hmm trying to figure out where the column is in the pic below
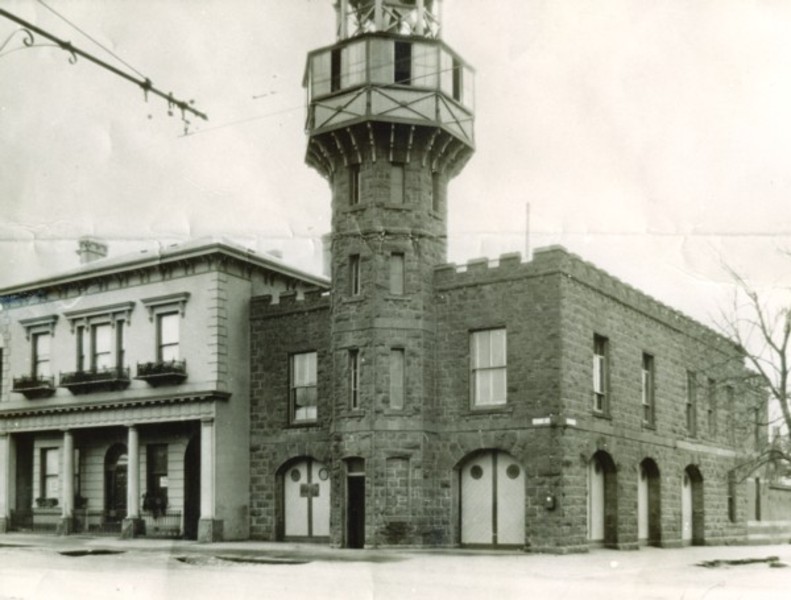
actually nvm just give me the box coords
[0,433,9,533]
[198,418,221,541]
[122,425,144,538]
[59,430,74,535]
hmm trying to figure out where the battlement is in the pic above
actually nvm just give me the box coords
[250,287,331,319]
[434,245,739,352]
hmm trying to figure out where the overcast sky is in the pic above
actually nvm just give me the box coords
[2,0,791,329]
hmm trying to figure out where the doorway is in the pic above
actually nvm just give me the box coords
[104,444,128,524]
[345,458,365,548]
[183,436,200,540]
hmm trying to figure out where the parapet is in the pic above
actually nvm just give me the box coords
[251,287,331,319]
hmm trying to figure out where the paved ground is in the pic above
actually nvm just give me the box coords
[0,534,789,599]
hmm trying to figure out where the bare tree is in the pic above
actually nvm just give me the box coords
[717,268,790,478]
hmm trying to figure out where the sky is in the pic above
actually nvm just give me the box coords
[2,0,791,332]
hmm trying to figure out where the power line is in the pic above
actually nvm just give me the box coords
[0,8,208,123]
[35,0,146,79]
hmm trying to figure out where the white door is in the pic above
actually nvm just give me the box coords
[588,458,605,542]
[284,458,330,539]
[637,465,649,542]
[461,451,525,546]
[681,472,693,543]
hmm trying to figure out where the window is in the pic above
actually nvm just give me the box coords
[593,335,608,413]
[389,252,405,295]
[76,322,125,372]
[686,371,697,436]
[32,332,51,378]
[349,349,360,409]
[146,444,168,509]
[330,47,342,92]
[349,254,361,296]
[708,378,717,437]
[641,353,655,426]
[431,172,441,213]
[471,328,507,407]
[452,57,462,101]
[41,447,59,500]
[290,352,318,423]
[390,163,405,204]
[726,385,735,444]
[157,313,179,362]
[389,349,405,410]
[349,164,361,205]
[92,323,112,370]
[727,471,737,523]
[394,41,412,84]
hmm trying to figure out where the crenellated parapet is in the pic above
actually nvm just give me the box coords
[435,245,739,352]
[250,288,331,320]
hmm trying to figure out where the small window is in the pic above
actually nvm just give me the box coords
[389,252,405,295]
[471,328,507,407]
[686,371,697,436]
[641,353,655,426]
[41,447,59,500]
[593,335,609,413]
[708,378,717,437]
[349,254,361,296]
[349,349,360,409]
[452,57,462,101]
[431,172,441,213]
[92,323,112,370]
[331,47,342,92]
[389,349,405,410]
[157,313,180,362]
[32,332,51,379]
[390,163,405,204]
[290,352,318,423]
[349,164,361,205]
[726,385,735,444]
[394,41,412,85]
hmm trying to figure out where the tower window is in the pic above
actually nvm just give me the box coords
[389,252,405,295]
[389,348,405,410]
[331,48,342,92]
[593,335,609,414]
[394,41,412,85]
[470,328,507,407]
[290,352,318,423]
[349,254,361,296]
[686,371,697,436]
[452,57,462,101]
[349,164,361,205]
[349,349,360,410]
[390,163,405,204]
[641,353,655,427]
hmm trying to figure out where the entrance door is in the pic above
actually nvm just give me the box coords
[183,436,200,540]
[346,458,365,548]
[283,458,330,540]
[104,444,128,522]
[638,464,649,542]
[588,457,605,542]
[681,472,693,543]
[460,451,525,546]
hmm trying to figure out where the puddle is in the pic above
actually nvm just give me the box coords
[176,555,309,566]
[697,556,787,569]
[59,549,126,557]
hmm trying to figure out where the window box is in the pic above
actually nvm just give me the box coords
[12,375,56,399]
[59,366,131,394]
[135,360,187,387]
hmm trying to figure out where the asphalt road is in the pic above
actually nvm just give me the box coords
[0,537,788,600]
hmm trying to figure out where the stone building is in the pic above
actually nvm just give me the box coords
[248,0,764,551]
[0,238,326,541]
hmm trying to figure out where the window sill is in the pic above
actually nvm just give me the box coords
[592,410,612,420]
[642,421,656,431]
[465,404,512,416]
[288,421,320,429]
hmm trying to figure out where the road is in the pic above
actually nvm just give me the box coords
[0,538,788,599]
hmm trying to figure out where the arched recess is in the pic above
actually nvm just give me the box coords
[278,457,331,542]
[458,450,525,547]
[682,465,704,545]
[587,451,617,546]
[637,458,662,546]
[104,444,128,523]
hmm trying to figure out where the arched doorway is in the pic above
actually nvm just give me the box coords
[104,444,128,525]
[183,436,200,540]
[459,450,525,547]
[638,458,661,546]
[682,465,704,545]
[280,457,330,541]
[345,457,365,548]
[588,451,617,545]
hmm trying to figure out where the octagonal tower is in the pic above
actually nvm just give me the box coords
[304,0,474,548]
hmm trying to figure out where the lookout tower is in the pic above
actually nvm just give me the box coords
[303,0,475,548]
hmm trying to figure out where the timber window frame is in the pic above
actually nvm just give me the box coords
[290,351,318,424]
[470,328,507,408]
[686,371,698,437]
[641,353,655,427]
[593,335,609,415]
[349,349,360,410]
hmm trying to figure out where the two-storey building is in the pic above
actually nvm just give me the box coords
[0,237,327,541]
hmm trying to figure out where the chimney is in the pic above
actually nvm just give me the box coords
[77,236,108,264]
